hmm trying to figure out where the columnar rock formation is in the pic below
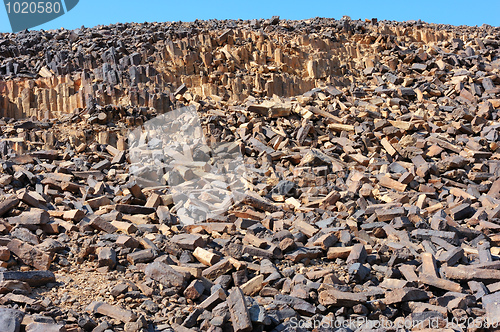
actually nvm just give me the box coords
[1,17,492,119]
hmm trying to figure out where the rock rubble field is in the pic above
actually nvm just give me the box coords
[0,16,500,332]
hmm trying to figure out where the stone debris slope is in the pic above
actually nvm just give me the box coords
[0,16,499,332]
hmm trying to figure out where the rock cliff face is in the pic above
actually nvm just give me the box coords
[0,17,490,119]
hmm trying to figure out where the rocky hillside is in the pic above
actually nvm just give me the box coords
[0,17,498,119]
[0,17,500,332]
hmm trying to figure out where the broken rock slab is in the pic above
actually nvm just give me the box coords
[0,307,25,332]
[86,301,137,323]
[0,270,55,287]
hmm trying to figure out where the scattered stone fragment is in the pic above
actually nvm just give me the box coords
[7,239,53,270]
[0,271,55,287]
[97,247,117,269]
[86,301,137,323]
[227,287,253,332]
[144,261,189,289]
[0,308,25,332]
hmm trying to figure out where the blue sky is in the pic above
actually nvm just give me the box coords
[1,0,499,33]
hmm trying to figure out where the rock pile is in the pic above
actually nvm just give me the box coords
[0,16,500,332]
